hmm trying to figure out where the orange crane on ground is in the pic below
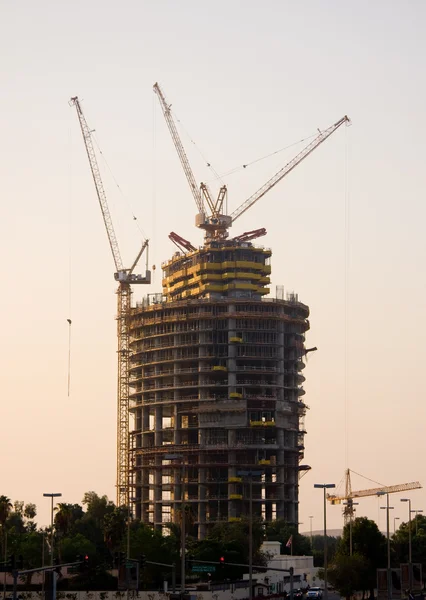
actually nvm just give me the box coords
[70,96,151,507]
[327,468,422,525]
[153,82,351,243]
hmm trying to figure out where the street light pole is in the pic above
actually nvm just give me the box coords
[237,469,262,600]
[43,493,62,566]
[309,516,313,551]
[165,454,186,598]
[378,492,391,600]
[394,517,400,534]
[401,498,412,590]
[314,483,335,600]
[43,492,62,600]
[411,509,423,535]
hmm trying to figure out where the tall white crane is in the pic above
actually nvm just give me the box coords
[70,96,151,507]
[154,82,350,241]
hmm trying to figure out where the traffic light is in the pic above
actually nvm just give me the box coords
[219,556,225,568]
[76,554,89,573]
[7,555,15,571]
[139,554,146,570]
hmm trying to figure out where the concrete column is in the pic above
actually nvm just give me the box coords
[154,405,163,446]
[173,404,181,445]
[198,458,206,539]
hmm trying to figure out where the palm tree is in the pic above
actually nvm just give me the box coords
[0,496,12,528]
[54,503,83,537]
[0,496,12,558]
[103,507,126,550]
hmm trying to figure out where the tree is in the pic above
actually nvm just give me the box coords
[0,496,12,527]
[311,534,340,567]
[322,552,369,600]
[393,515,426,581]
[54,503,84,537]
[339,517,386,598]
[24,503,37,520]
[103,507,126,550]
[82,492,114,527]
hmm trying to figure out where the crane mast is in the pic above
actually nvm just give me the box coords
[70,96,124,274]
[153,83,232,239]
[70,96,151,507]
[153,83,206,219]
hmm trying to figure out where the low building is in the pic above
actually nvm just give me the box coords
[243,541,321,593]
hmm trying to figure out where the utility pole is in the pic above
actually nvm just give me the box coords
[378,492,391,600]
[237,469,262,600]
[43,492,62,600]
[165,454,186,598]
[314,483,335,600]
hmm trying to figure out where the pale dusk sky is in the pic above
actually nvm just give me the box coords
[1,0,425,531]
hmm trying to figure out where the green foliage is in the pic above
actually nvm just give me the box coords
[0,495,13,527]
[55,503,84,537]
[310,534,340,567]
[59,533,97,562]
[393,515,426,581]
[338,517,387,595]
[326,552,369,600]
[4,492,390,594]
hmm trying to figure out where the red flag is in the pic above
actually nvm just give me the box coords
[286,535,293,548]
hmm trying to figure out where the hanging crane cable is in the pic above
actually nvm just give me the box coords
[91,133,148,241]
[67,319,72,397]
[67,114,73,398]
[205,132,318,183]
[171,107,225,185]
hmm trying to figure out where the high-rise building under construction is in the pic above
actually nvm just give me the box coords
[125,85,349,539]
[128,238,310,539]
[70,88,349,519]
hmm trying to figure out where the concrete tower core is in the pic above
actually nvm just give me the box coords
[128,238,310,539]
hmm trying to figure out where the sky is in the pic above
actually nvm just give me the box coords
[1,0,426,533]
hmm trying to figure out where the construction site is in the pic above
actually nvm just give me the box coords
[71,87,351,539]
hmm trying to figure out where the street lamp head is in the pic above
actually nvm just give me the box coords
[43,493,62,498]
[401,498,410,503]
[314,483,336,489]
[376,491,386,497]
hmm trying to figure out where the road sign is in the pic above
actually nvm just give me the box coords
[191,565,215,573]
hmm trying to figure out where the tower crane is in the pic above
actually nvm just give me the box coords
[153,81,350,241]
[70,96,151,507]
[327,468,422,525]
